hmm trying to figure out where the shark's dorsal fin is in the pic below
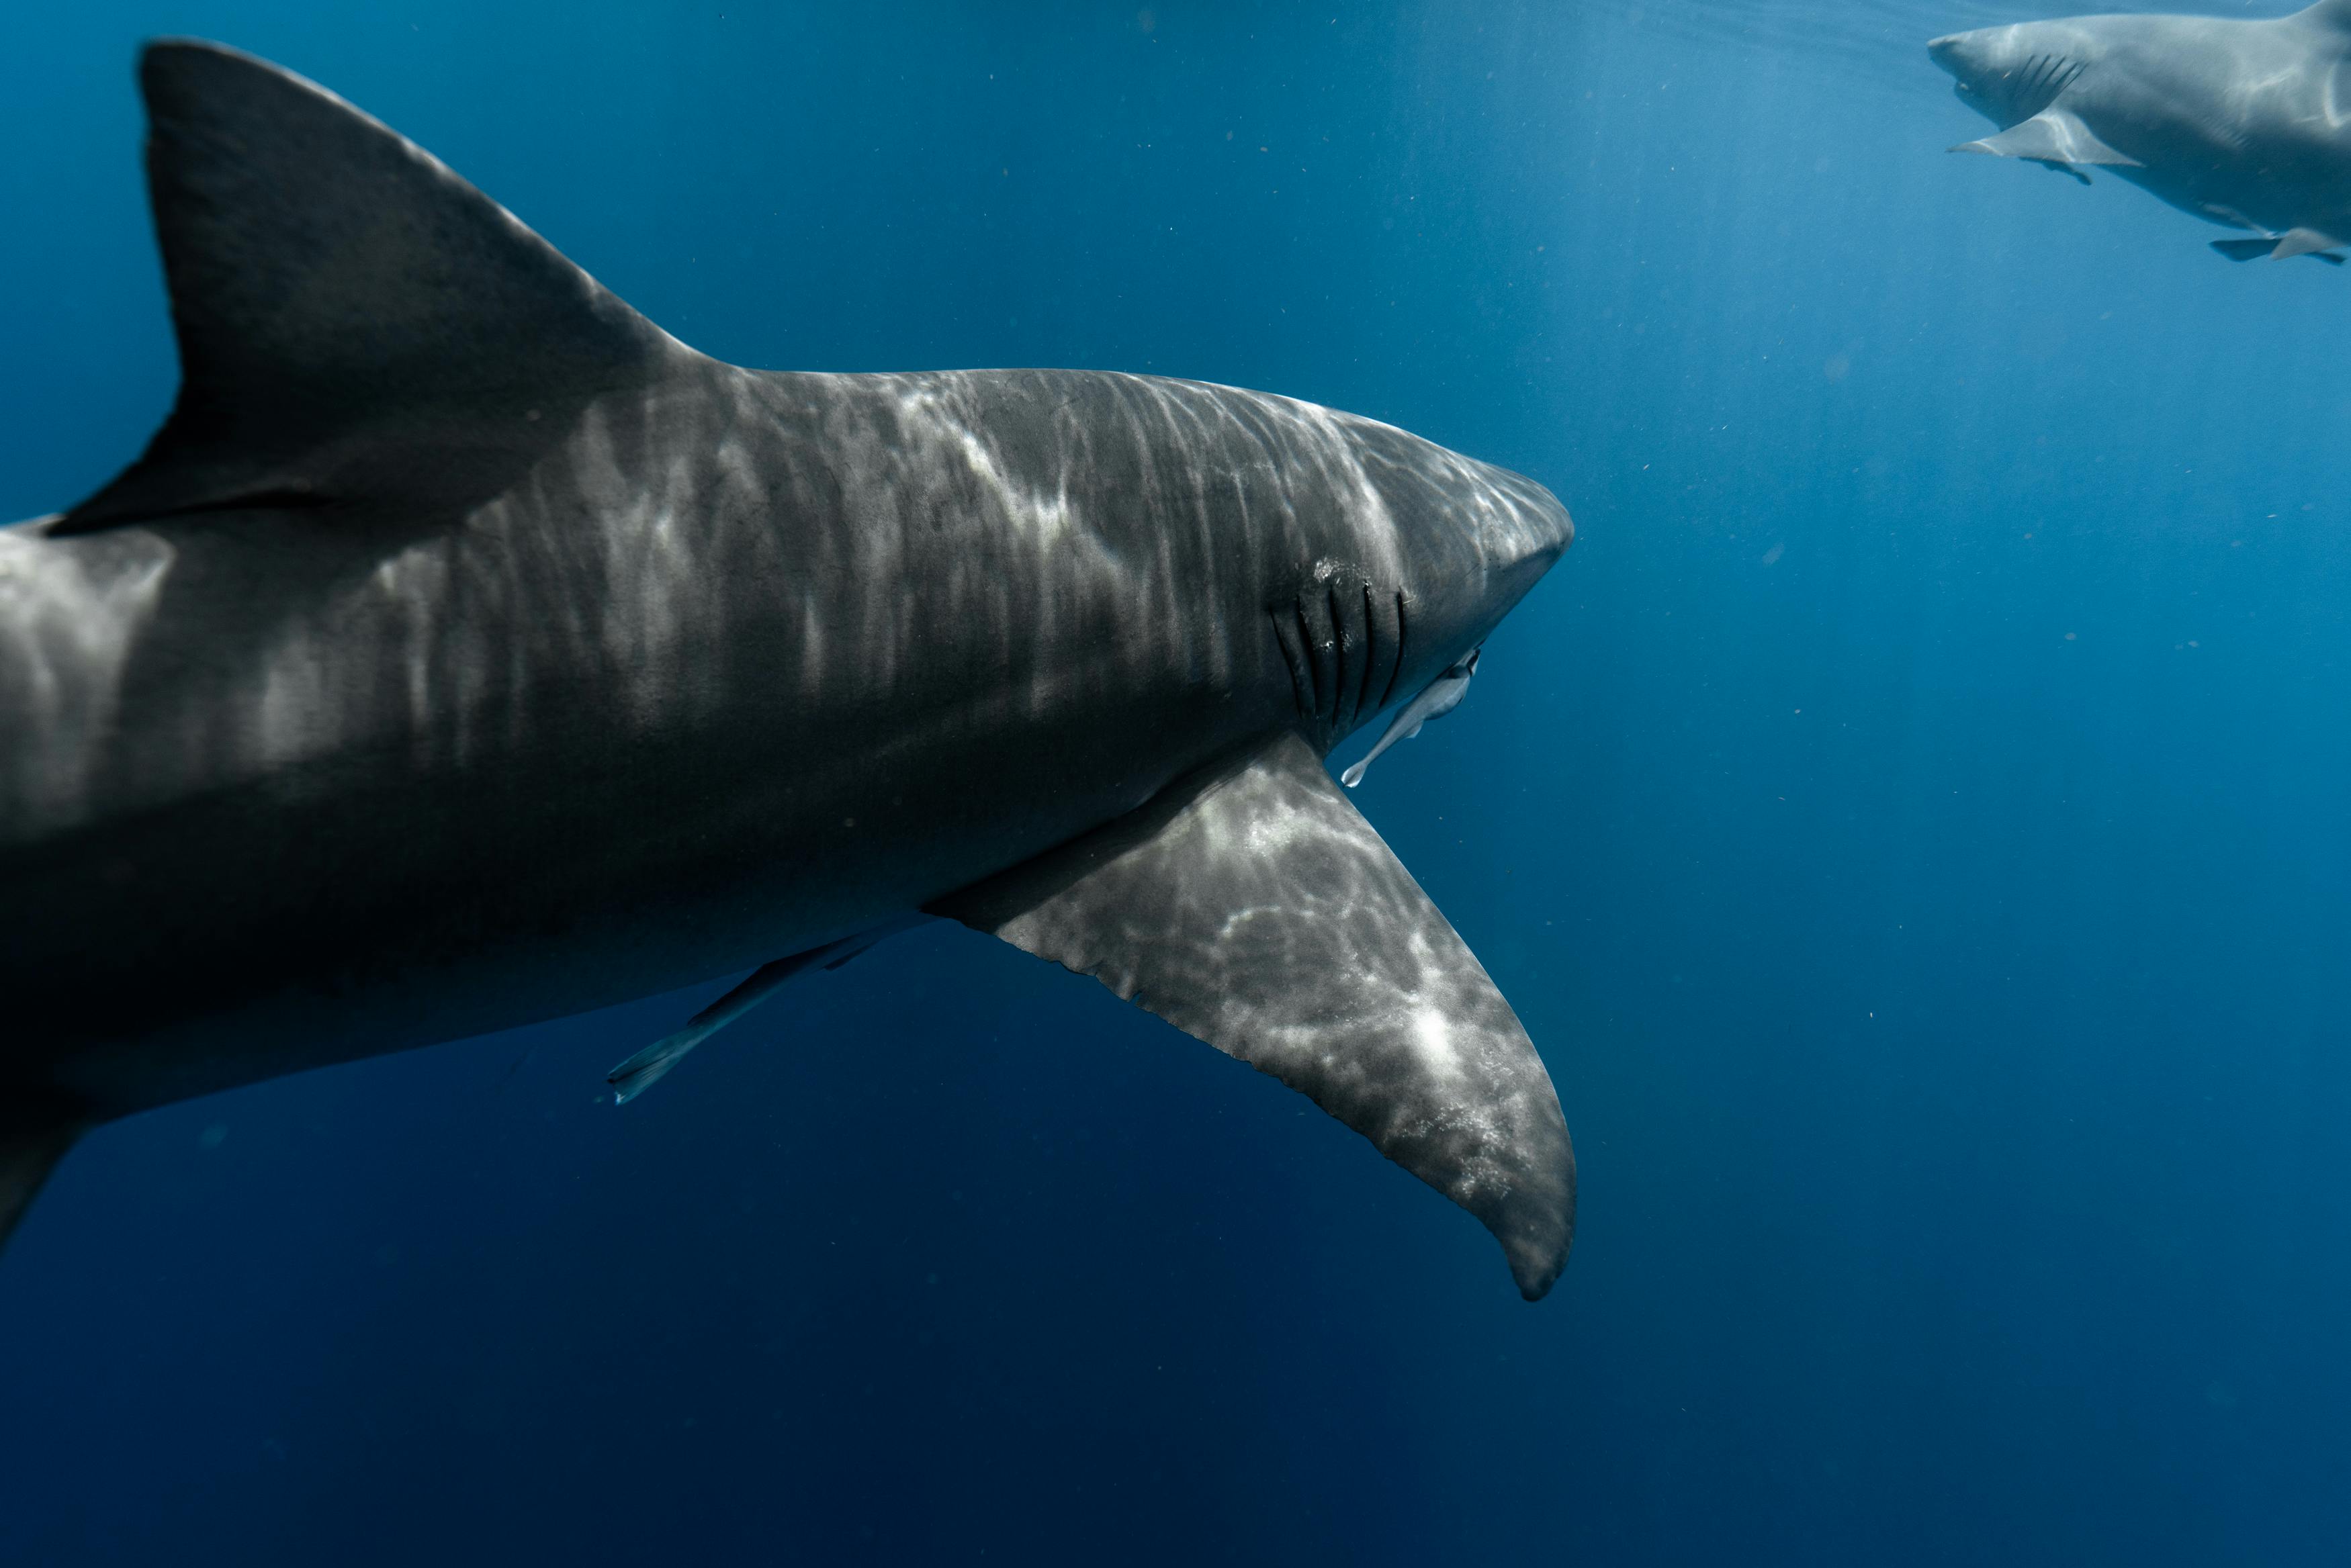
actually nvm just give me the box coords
[58,40,684,535]
[1952,107,2141,169]
[930,731,1575,1299]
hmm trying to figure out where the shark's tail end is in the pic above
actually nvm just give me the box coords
[56,40,684,537]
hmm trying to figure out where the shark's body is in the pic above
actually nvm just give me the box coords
[1931,0,2351,263]
[0,44,1577,1295]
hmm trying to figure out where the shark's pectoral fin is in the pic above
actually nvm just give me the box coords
[56,41,678,535]
[929,732,1574,1299]
[1,1097,87,1255]
[1952,107,2139,169]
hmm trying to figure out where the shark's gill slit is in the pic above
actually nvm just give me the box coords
[2007,52,2082,120]
[1382,590,1411,710]
[1269,607,1313,722]
[1326,580,1352,731]
[1356,581,1381,723]
[1295,598,1330,722]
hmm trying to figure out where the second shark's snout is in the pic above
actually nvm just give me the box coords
[1927,30,2009,120]
[1926,35,1981,104]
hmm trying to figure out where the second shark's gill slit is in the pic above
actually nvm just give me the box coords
[1357,582,1381,723]
[2007,52,2083,119]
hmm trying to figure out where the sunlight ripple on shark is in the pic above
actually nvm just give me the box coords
[1931,0,2351,264]
[0,43,1577,1297]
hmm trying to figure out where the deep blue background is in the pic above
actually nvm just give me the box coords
[3,2,2346,1562]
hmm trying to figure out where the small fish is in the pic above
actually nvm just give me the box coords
[1341,648,1481,788]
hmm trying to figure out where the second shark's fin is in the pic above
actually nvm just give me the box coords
[2211,237,2285,262]
[2271,227,2348,263]
[2209,230,2348,265]
[607,921,915,1105]
[1,1099,87,1256]
[930,732,1574,1300]
[1952,107,2139,169]
[58,40,683,535]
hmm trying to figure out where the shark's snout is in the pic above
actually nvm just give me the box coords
[1926,32,1980,87]
[1925,27,2026,125]
[1470,461,1573,592]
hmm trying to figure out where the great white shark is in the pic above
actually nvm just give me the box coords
[1931,0,2351,263]
[0,44,1577,1296]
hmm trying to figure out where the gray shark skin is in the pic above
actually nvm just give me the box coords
[0,43,1577,1296]
[1930,0,2351,263]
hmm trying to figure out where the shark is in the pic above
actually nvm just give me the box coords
[1930,0,2351,264]
[0,42,1578,1297]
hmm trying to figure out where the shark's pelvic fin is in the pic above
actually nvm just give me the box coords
[1,1099,86,1253]
[2271,227,2348,261]
[607,922,915,1105]
[58,40,683,535]
[930,731,1574,1299]
[2209,230,2347,265]
[1952,107,2140,169]
[2211,237,2285,262]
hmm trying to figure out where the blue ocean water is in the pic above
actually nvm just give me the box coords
[3,1,2346,1561]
